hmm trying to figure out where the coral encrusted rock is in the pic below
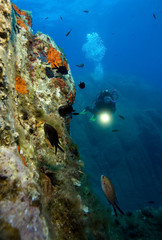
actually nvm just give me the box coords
[0,1,87,239]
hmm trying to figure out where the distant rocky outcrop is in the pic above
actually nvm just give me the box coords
[72,74,162,211]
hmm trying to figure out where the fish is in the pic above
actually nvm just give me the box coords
[45,17,48,20]
[153,13,156,19]
[56,66,68,74]
[78,82,85,89]
[53,66,68,75]
[0,174,8,180]
[60,16,63,20]
[101,175,124,216]
[83,10,89,13]
[76,63,84,68]
[118,114,125,120]
[44,123,64,154]
[45,67,54,78]
[112,129,119,132]
[72,113,80,115]
[58,104,79,118]
[148,201,154,204]
[66,29,72,37]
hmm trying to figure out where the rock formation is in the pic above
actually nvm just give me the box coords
[0,1,92,239]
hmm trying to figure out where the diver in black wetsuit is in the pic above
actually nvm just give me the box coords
[84,89,119,119]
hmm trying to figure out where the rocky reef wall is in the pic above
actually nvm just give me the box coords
[1,1,117,239]
[0,1,90,239]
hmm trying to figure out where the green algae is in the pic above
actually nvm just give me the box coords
[0,177,20,202]
[112,207,162,240]
[0,219,20,240]
[39,146,112,239]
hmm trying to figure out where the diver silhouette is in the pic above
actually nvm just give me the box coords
[83,89,119,121]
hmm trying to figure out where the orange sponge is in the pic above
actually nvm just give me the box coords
[12,4,32,26]
[17,19,28,31]
[15,76,28,94]
[47,47,69,70]
[47,47,62,68]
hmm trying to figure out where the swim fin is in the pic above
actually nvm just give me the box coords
[80,109,87,115]
[90,115,96,122]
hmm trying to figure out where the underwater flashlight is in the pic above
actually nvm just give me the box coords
[98,112,111,124]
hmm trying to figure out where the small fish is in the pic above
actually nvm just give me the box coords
[60,16,63,20]
[83,10,89,13]
[45,67,54,78]
[58,104,79,118]
[45,17,48,20]
[53,66,68,75]
[0,174,8,180]
[44,123,64,154]
[72,113,80,115]
[66,29,72,37]
[76,63,84,68]
[153,13,156,19]
[118,114,125,120]
[101,175,124,216]
[148,201,154,204]
[78,82,85,89]
[112,129,119,132]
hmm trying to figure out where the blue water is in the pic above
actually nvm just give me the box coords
[14,0,162,85]
[14,0,162,211]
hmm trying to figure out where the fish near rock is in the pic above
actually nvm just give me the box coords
[78,82,85,89]
[58,104,79,118]
[45,67,54,78]
[44,123,64,154]
[54,66,68,75]
[101,175,124,216]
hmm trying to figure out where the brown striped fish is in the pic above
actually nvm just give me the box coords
[101,175,124,216]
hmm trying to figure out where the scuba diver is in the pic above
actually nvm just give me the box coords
[82,89,119,122]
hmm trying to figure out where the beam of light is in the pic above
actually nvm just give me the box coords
[98,112,112,125]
